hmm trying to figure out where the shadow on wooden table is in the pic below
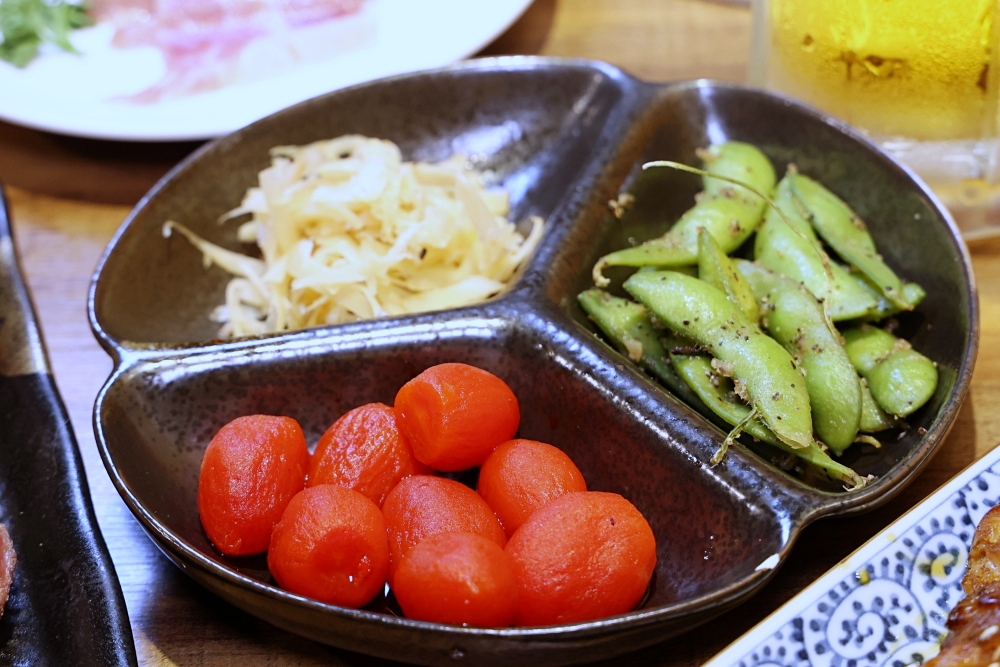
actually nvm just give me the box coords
[136,549,358,666]
[0,121,201,206]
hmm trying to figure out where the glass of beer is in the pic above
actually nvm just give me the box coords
[750,0,1000,238]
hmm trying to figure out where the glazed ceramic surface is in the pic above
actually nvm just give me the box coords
[89,58,978,667]
[0,187,137,665]
[703,442,1000,667]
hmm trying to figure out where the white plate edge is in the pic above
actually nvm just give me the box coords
[0,0,535,141]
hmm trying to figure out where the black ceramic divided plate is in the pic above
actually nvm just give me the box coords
[0,187,137,666]
[88,58,978,667]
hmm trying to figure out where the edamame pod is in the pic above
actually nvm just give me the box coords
[699,141,778,203]
[754,176,878,320]
[697,227,758,321]
[593,196,761,280]
[638,264,698,277]
[842,325,895,373]
[736,260,862,454]
[859,377,898,433]
[669,346,775,443]
[761,173,818,239]
[624,271,813,449]
[842,325,938,418]
[790,174,913,310]
[850,276,927,321]
[593,142,775,285]
[868,349,938,418]
[577,289,706,409]
[669,346,868,489]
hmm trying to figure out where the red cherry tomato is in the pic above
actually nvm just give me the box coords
[308,403,431,507]
[393,531,518,627]
[477,439,587,537]
[382,475,506,584]
[198,415,309,556]
[506,491,657,626]
[394,363,519,471]
[268,484,389,608]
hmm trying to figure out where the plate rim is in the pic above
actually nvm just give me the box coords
[702,443,1000,667]
[0,0,535,141]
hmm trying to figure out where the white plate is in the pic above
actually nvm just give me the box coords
[0,0,533,141]
[704,446,1000,667]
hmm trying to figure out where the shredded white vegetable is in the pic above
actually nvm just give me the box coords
[163,135,544,337]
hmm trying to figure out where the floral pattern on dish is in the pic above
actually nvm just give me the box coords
[708,460,1000,667]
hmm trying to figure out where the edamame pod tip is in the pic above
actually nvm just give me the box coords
[842,325,938,418]
[624,270,813,450]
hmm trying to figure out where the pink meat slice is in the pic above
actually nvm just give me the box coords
[91,0,368,102]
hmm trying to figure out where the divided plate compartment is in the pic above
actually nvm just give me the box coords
[88,58,978,667]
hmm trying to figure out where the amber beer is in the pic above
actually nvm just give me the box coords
[750,0,1000,237]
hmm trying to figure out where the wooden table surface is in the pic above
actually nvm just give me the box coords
[2,1,998,665]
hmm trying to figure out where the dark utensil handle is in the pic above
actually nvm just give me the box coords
[0,188,49,378]
[0,186,138,666]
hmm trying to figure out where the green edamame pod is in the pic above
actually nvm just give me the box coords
[669,347,775,443]
[698,141,778,203]
[842,325,895,373]
[790,174,913,310]
[903,282,928,307]
[593,196,761,280]
[637,264,698,277]
[669,348,867,489]
[859,377,898,433]
[842,325,938,417]
[577,289,707,409]
[755,176,878,320]
[790,174,876,252]
[697,227,758,321]
[761,174,818,239]
[593,142,775,285]
[624,271,813,449]
[736,260,862,454]
[850,276,927,321]
[868,349,938,418]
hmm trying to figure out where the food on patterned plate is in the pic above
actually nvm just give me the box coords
[166,135,544,338]
[926,504,1000,667]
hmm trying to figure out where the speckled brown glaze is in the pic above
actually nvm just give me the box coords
[90,59,978,667]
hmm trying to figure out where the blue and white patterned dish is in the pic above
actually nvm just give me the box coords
[705,446,1000,667]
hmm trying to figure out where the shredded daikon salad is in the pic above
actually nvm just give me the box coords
[163,135,545,337]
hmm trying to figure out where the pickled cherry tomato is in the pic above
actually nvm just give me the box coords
[505,492,657,626]
[394,363,519,471]
[268,484,389,608]
[198,415,309,556]
[477,439,587,537]
[393,532,518,627]
[382,475,506,583]
[308,403,431,507]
